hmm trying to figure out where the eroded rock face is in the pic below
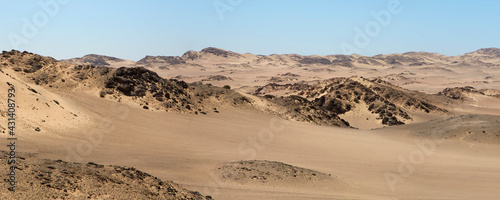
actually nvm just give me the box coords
[304,78,410,126]
[269,95,351,127]
[256,77,447,126]
[102,67,256,113]
[104,67,196,110]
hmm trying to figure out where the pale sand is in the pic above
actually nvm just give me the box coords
[9,92,500,200]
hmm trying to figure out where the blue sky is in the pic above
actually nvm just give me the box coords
[0,0,499,61]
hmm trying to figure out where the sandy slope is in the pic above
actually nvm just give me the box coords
[0,68,92,137]
[14,92,500,200]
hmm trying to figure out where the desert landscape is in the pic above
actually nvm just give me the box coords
[0,47,500,199]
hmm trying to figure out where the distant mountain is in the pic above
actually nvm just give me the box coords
[469,48,500,56]
[460,47,500,61]
[136,55,186,66]
[135,47,243,67]
[199,47,243,58]
[61,54,135,68]
[62,47,500,69]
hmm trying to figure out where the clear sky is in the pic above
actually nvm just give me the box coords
[1,0,499,61]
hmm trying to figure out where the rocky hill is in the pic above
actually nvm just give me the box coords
[63,54,124,65]
[215,160,343,187]
[62,54,135,68]
[1,50,254,116]
[101,66,252,114]
[256,77,449,126]
[199,47,243,58]
[438,86,486,100]
[136,55,186,66]
[460,47,500,61]
[437,86,500,104]
[0,151,212,200]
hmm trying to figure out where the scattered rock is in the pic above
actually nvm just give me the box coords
[0,152,212,200]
